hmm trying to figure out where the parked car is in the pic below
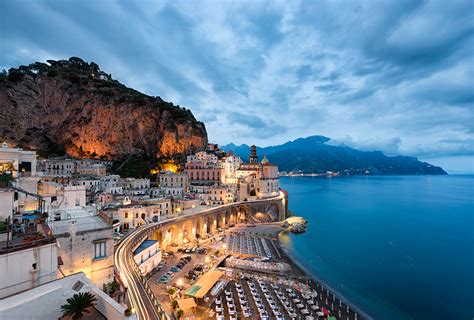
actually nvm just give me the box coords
[170,267,181,273]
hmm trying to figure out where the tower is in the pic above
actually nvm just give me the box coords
[249,145,258,163]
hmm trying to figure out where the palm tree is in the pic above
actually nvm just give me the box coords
[176,308,184,319]
[171,299,179,310]
[107,279,121,295]
[61,292,97,319]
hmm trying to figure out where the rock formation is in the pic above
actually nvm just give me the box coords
[0,57,207,161]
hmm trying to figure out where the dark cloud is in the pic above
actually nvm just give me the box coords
[1,0,473,166]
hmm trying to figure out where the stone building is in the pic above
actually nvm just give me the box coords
[159,171,189,195]
[50,208,114,288]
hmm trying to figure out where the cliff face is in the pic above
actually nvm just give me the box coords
[0,57,207,160]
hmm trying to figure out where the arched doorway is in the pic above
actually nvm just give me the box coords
[165,225,180,247]
[151,229,164,248]
[182,220,195,244]
[196,218,204,239]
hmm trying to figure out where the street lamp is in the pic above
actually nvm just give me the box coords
[192,205,195,214]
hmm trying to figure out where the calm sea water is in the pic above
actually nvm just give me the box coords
[279,175,474,320]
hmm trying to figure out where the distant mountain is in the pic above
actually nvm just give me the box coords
[221,136,447,175]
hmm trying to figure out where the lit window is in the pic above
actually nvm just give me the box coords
[94,241,106,259]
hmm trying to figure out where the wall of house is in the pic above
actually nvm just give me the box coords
[0,241,58,298]
[56,227,114,288]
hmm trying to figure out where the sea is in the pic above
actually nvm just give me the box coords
[278,175,474,320]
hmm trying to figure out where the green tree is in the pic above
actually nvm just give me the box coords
[168,287,176,296]
[60,292,97,319]
[106,279,120,295]
[176,308,184,319]
[171,299,178,310]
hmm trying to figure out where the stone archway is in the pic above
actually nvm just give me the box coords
[165,224,180,247]
[264,203,279,221]
[226,209,234,226]
[151,229,164,248]
[196,218,205,239]
[207,215,216,235]
[237,205,248,223]
[182,220,195,244]
[216,212,225,229]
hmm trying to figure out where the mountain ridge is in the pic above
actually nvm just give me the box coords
[221,136,447,175]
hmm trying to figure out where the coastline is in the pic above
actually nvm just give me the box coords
[277,229,373,320]
[231,222,371,319]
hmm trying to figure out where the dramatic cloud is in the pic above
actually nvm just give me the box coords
[1,0,473,167]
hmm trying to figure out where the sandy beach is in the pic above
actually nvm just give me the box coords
[229,222,371,319]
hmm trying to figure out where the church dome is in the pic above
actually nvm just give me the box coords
[261,155,269,164]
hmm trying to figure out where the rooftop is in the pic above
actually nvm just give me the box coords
[51,214,110,234]
[133,239,158,255]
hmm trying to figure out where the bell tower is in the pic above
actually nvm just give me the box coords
[249,145,258,163]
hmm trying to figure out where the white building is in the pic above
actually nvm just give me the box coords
[0,142,37,178]
[101,175,123,194]
[38,183,87,217]
[0,187,15,220]
[126,178,150,190]
[0,231,58,298]
[186,151,218,164]
[220,154,242,184]
[159,171,189,196]
[0,272,126,319]
[41,158,76,177]
[201,186,235,206]
[133,239,162,275]
[50,208,114,287]
[258,156,279,198]
[116,198,171,230]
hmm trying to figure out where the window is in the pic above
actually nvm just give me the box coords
[94,241,106,259]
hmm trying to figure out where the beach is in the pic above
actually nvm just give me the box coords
[229,222,369,319]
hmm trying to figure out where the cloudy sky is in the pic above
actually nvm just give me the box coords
[2,0,473,171]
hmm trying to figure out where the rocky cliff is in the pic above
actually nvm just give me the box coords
[0,57,207,162]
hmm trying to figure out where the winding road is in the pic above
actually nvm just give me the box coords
[114,192,286,320]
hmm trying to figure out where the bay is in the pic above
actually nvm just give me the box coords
[279,175,474,319]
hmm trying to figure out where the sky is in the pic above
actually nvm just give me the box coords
[1,0,473,172]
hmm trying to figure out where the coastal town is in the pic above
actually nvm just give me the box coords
[0,141,360,320]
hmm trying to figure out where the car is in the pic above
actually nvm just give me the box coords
[182,255,192,260]
[185,248,192,253]
[217,228,223,232]
[170,267,181,272]
[157,275,169,283]
[177,248,183,253]
[176,263,185,268]
[191,247,197,252]
[229,224,235,228]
